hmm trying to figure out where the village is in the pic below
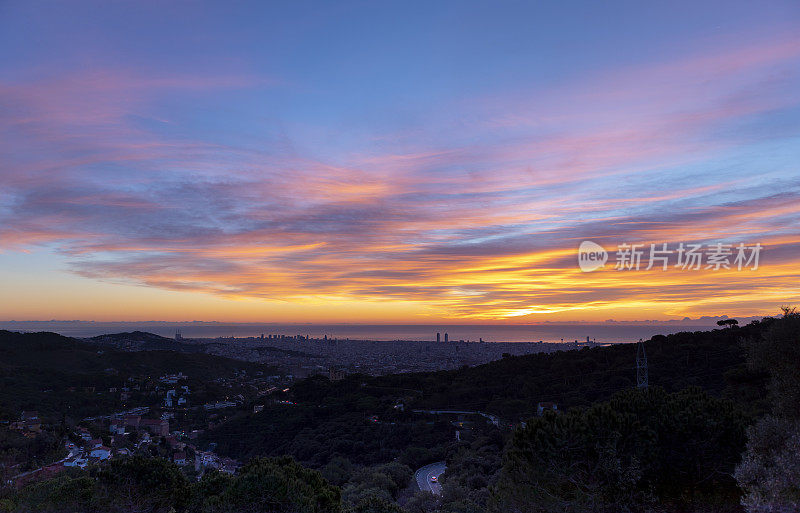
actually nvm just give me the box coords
[4,369,293,488]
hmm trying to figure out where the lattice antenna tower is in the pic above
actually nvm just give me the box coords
[636,338,648,389]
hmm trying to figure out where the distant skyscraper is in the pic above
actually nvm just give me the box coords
[436,332,441,342]
[444,332,449,343]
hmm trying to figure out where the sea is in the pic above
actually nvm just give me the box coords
[0,321,719,344]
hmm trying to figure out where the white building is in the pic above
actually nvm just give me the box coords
[65,457,88,468]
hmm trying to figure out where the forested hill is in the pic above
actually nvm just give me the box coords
[368,319,773,418]
[0,330,273,419]
[86,330,312,358]
[87,331,201,352]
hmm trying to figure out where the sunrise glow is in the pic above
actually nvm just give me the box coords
[1,2,799,322]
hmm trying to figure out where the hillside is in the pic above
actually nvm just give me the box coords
[207,319,772,474]
[87,331,201,352]
[0,330,276,419]
[370,319,772,418]
[86,331,313,359]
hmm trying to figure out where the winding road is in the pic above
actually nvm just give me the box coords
[414,461,446,495]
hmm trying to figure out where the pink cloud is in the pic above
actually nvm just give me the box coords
[1,35,799,319]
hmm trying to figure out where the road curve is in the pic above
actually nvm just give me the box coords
[412,409,500,427]
[414,461,446,496]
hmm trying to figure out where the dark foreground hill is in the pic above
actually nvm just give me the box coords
[0,330,275,419]
[369,318,773,418]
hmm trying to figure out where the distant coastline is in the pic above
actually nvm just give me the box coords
[0,320,735,344]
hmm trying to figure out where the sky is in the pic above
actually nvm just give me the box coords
[1,1,799,323]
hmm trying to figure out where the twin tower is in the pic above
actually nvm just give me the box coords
[436,332,449,343]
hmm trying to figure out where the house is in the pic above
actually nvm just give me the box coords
[173,452,187,465]
[203,401,236,410]
[537,402,558,416]
[253,405,264,413]
[116,448,131,457]
[77,428,92,441]
[64,457,88,469]
[90,446,112,460]
[140,419,169,437]
[220,458,239,474]
[197,451,219,469]
[123,415,141,430]
[88,439,103,448]
[159,373,186,384]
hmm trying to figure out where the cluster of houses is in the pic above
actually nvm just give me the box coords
[194,450,239,474]
[6,368,258,487]
[63,430,113,469]
[38,413,239,481]
[109,415,170,436]
[164,387,188,407]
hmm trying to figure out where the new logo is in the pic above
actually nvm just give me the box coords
[578,241,608,272]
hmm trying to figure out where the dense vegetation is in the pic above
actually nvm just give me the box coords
[209,377,454,468]
[0,429,65,477]
[373,320,771,418]
[734,308,800,512]
[0,330,275,419]
[4,456,342,513]
[491,387,748,512]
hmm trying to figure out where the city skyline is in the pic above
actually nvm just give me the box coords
[1,1,799,322]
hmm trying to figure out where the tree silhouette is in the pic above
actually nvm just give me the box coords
[717,319,739,328]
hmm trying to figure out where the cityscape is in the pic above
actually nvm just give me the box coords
[169,331,603,376]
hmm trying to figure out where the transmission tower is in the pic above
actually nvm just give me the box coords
[636,338,648,389]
